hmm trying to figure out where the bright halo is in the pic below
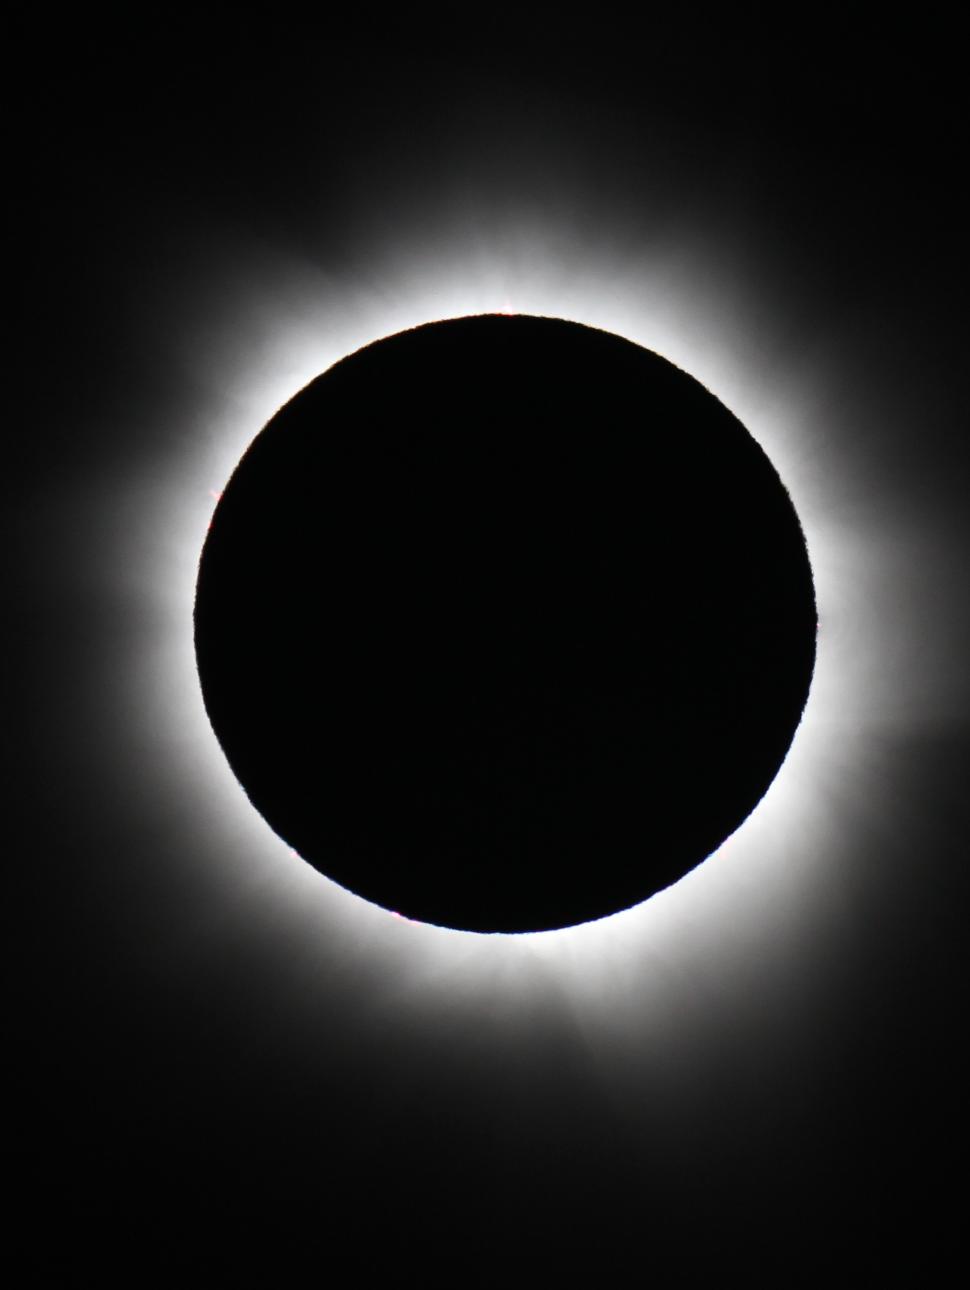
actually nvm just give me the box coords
[102,213,960,1049]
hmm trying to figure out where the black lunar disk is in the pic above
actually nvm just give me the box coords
[195,315,816,933]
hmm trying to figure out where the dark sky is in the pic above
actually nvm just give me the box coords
[10,11,968,1277]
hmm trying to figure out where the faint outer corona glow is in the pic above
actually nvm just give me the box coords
[111,220,961,1029]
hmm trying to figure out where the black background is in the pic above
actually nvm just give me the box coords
[10,9,968,1278]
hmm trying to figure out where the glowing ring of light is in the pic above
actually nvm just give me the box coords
[108,224,955,1033]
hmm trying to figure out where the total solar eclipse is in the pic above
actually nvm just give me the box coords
[194,315,816,933]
